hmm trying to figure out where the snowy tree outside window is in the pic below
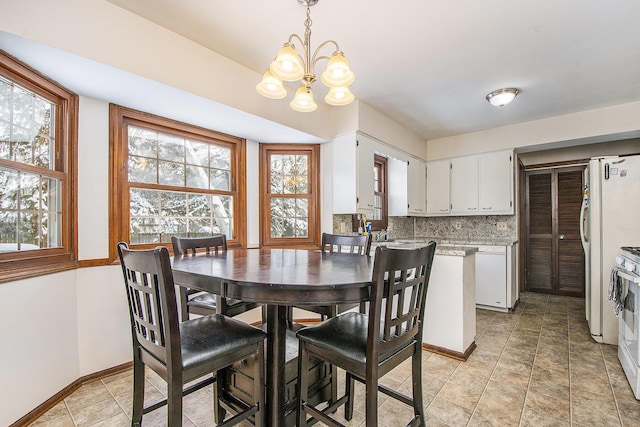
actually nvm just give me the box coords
[127,125,234,244]
[0,76,62,252]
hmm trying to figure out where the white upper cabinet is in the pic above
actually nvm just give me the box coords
[331,132,380,215]
[426,150,514,216]
[450,155,479,214]
[426,159,451,215]
[478,150,514,214]
[388,156,409,216]
[356,135,376,213]
[407,158,427,216]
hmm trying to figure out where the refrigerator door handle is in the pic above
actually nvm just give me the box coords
[580,201,589,250]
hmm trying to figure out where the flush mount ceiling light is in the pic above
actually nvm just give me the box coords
[256,0,355,112]
[486,88,519,107]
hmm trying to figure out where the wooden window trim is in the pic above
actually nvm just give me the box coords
[109,105,246,262]
[259,144,320,249]
[0,51,78,283]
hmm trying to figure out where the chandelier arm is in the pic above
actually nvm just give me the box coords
[311,40,340,68]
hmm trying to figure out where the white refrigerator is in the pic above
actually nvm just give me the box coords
[581,155,640,344]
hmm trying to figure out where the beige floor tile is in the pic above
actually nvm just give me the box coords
[31,400,70,425]
[64,381,114,414]
[29,292,640,427]
[474,390,523,425]
[426,397,473,426]
[530,363,570,387]
[483,377,528,406]
[468,410,520,427]
[519,407,570,427]
[87,412,131,427]
[523,386,570,422]
[68,398,125,427]
[436,380,485,411]
[31,412,76,427]
[571,387,622,426]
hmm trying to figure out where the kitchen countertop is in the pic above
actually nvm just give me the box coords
[373,236,518,247]
[371,239,478,257]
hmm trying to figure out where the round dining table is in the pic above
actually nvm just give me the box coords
[171,248,375,426]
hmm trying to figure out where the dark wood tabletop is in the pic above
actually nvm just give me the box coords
[171,248,374,426]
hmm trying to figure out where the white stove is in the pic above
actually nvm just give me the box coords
[615,247,640,400]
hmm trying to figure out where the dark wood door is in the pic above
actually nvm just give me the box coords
[525,167,585,297]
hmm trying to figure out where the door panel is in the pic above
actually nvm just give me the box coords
[525,167,585,297]
[526,173,553,292]
[557,169,585,296]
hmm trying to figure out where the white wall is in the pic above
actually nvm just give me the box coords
[77,97,110,259]
[0,0,332,141]
[0,271,79,426]
[246,140,260,248]
[427,101,640,160]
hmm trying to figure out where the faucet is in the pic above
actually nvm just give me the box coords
[374,229,390,242]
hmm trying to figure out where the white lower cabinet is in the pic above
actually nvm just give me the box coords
[475,245,518,311]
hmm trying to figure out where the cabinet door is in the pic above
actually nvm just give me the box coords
[450,156,479,214]
[426,159,450,215]
[407,158,426,216]
[476,249,507,308]
[479,150,514,214]
[356,135,375,213]
[388,157,408,216]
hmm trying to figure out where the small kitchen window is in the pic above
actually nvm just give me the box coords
[353,154,388,232]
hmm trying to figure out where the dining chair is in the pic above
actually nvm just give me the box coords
[171,235,260,319]
[296,242,437,427]
[289,232,372,323]
[117,242,266,427]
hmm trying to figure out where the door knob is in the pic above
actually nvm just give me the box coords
[559,235,565,240]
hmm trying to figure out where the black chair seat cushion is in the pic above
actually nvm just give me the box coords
[187,293,248,311]
[180,314,266,370]
[296,312,401,365]
[186,292,217,310]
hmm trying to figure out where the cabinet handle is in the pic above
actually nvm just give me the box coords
[482,207,493,210]
[468,207,478,211]
[440,208,448,212]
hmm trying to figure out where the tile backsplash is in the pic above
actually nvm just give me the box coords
[333,214,517,241]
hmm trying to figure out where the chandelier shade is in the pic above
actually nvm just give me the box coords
[255,71,287,99]
[325,85,354,106]
[320,52,355,87]
[290,85,318,112]
[256,0,355,112]
[270,44,305,81]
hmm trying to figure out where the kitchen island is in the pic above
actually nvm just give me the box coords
[376,241,477,360]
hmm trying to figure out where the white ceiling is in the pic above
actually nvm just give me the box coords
[101,0,640,141]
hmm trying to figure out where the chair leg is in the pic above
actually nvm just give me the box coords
[254,344,265,427]
[296,342,310,427]
[365,379,378,427]
[131,356,145,426]
[166,377,183,426]
[345,372,355,421]
[411,347,425,424]
[214,369,226,424]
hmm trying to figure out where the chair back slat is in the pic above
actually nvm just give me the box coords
[118,242,180,365]
[369,243,436,358]
[321,233,372,256]
[171,234,227,256]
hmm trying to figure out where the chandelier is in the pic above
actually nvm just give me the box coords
[256,0,355,112]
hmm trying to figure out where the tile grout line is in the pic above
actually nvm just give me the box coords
[517,293,545,427]
[567,295,574,426]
